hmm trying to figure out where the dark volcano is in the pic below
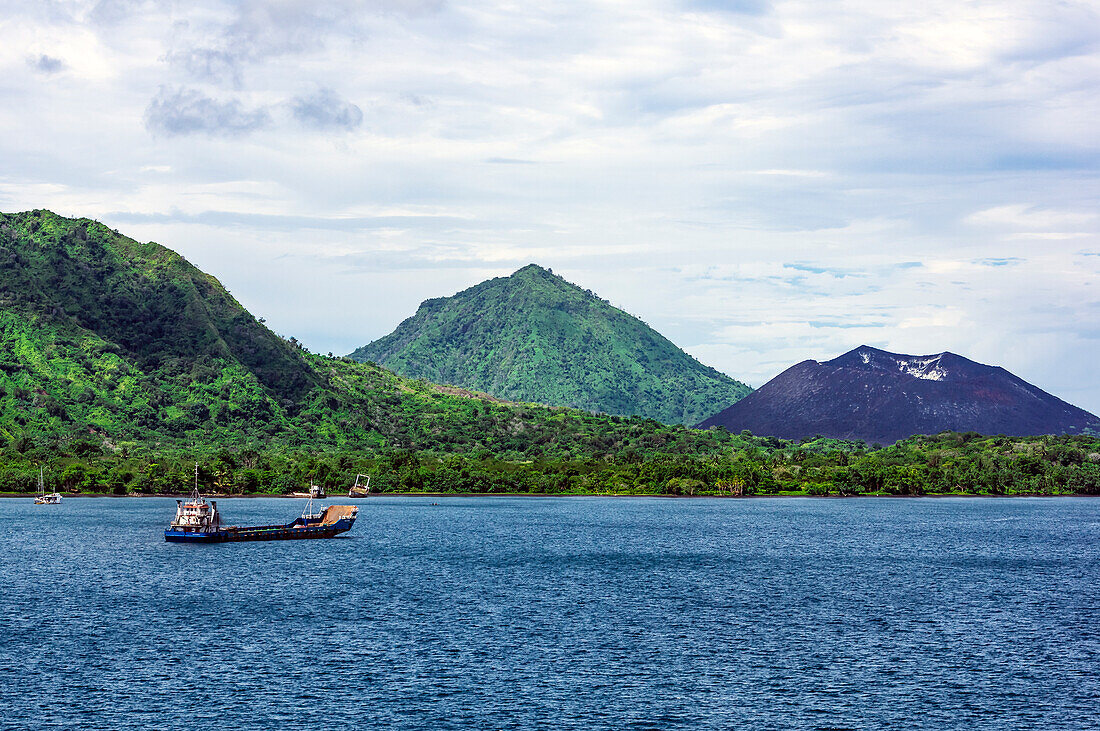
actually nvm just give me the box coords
[697,345,1100,444]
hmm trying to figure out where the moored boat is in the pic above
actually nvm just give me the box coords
[164,467,358,543]
[34,468,62,505]
[290,483,325,499]
[348,473,371,497]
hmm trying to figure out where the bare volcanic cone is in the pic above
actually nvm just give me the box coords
[697,345,1100,444]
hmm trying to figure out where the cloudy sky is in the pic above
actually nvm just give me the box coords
[2,0,1099,412]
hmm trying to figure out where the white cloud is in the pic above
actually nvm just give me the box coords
[144,86,271,136]
[966,204,1097,230]
[0,0,1098,413]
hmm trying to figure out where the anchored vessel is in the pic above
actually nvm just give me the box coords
[290,483,326,499]
[164,468,358,543]
[34,468,62,505]
[348,473,371,497]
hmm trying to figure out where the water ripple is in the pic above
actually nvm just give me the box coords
[1,496,1097,730]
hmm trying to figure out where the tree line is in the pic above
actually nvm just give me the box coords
[3,431,1098,497]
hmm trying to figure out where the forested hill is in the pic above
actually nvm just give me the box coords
[0,209,316,403]
[348,264,752,425]
[0,210,735,458]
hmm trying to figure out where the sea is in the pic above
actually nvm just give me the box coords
[2,496,1098,730]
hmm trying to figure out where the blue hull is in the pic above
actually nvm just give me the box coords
[165,517,355,543]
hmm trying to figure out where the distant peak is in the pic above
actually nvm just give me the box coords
[512,263,553,277]
[841,345,950,361]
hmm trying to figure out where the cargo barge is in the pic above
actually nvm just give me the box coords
[165,468,358,543]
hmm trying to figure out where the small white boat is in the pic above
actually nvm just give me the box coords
[290,483,326,499]
[34,468,62,505]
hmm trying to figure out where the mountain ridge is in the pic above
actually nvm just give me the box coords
[348,263,752,425]
[0,210,739,459]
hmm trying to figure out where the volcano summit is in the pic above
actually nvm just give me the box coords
[698,346,1100,444]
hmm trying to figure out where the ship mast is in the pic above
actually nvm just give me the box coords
[191,462,202,501]
[302,483,324,520]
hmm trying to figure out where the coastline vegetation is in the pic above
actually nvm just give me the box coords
[2,431,1098,497]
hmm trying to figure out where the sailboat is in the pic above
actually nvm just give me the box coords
[34,468,62,504]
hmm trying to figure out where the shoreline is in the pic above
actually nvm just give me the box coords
[3,491,1096,499]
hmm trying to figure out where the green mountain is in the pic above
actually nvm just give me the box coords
[0,210,733,460]
[2,211,1099,499]
[348,264,751,425]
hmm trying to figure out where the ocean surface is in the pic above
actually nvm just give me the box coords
[2,496,1098,730]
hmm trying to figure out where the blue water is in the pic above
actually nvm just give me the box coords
[1,496,1098,730]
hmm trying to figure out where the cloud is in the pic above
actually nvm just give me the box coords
[993,151,1100,172]
[106,209,477,231]
[166,4,355,84]
[973,257,1024,267]
[324,249,502,272]
[28,54,65,74]
[2,0,1099,412]
[291,88,363,131]
[783,263,868,279]
[88,0,151,26]
[169,47,243,85]
[164,0,445,85]
[684,0,770,15]
[966,204,1097,231]
[143,87,271,137]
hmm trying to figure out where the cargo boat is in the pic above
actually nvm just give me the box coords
[165,468,358,543]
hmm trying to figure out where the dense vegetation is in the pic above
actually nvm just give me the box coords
[2,210,1097,498]
[2,432,1098,497]
[349,264,752,426]
[0,210,735,462]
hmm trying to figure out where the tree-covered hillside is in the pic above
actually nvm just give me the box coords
[0,210,735,458]
[349,264,751,425]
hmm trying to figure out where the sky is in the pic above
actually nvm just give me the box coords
[2,0,1099,413]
